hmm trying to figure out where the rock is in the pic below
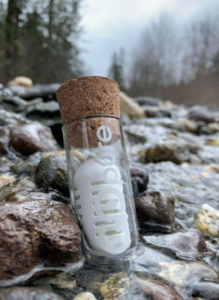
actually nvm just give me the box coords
[10,76,33,87]
[187,106,215,123]
[0,175,16,189]
[0,199,81,280]
[135,191,175,231]
[10,123,59,156]
[26,100,61,126]
[100,272,130,300]
[0,88,13,99]
[0,109,28,127]
[73,292,97,300]
[130,278,182,300]
[194,204,219,237]
[33,272,76,290]
[157,261,218,286]
[133,96,162,106]
[144,106,172,118]
[143,142,193,165]
[208,122,219,133]
[19,83,60,101]
[35,155,69,195]
[144,230,207,260]
[0,287,64,300]
[11,152,43,176]
[204,164,219,173]
[179,118,198,134]
[0,96,27,112]
[130,167,149,193]
[0,177,36,202]
[120,92,145,118]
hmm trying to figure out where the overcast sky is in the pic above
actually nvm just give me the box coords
[80,0,219,76]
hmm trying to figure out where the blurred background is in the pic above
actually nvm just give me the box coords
[0,0,219,105]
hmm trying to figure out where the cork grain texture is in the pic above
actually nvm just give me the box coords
[57,76,121,148]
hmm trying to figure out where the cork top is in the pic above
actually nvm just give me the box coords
[56,76,120,124]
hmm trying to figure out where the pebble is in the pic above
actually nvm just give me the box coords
[10,76,33,87]
[73,292,97,300]
[35,155,69,195]
[100,272,130,300]
[0,287,64,300]
[120,92,145,118]
[194,204,219,237]
[10,122,59,156]
[135,191,175,231]
[187,106,215,123]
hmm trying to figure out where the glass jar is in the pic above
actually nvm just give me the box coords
[63,114,139,264]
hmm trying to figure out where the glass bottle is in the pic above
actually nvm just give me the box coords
[57,76,139,264]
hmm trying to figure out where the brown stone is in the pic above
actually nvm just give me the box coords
[10,123,59,156]
[0,287,64,300]
[135,191,175,230]
[131,278,183,300]
[0,199,81,281]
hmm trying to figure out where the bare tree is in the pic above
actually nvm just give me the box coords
[128,15,180,97]
[181,13,219,82]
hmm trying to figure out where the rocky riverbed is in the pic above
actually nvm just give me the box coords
[0,80,219,299]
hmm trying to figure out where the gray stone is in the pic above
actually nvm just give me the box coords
[133,96,162,106]
[35,155,69,195]
[0,287,64,300]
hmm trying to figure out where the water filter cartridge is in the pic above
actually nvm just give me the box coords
[74,158,131,255]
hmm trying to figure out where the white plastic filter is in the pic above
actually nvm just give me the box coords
[74,158,131,255]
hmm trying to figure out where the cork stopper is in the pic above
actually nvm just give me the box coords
[56,76,121,148]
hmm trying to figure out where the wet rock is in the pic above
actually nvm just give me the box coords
[0,109,27,127]
[19,84,60,101]
[10,123,59,156]
[194,204,219,237]
[187,106,215,123]
[0,287,64,300]
[0,175,16,189]
[73,292,97,300]
[0,96,27,112]
[133,96,162,106]
[26,100,61,126]
[0,88,13,99]
[204,164,219,173]
[144,230,207,260]
[144,106,172,118]
[158,261,218,287]
[11,152,43,176]
[101,272,130,300]
[130,278,182,300]
[0,177,36,202]
[179,118,198,134]
[10,76,33,87]
[120,92,145,118]
[135,191,175,231]
[208,122,219,133]
[0,199,81,280]
[35,155,69,195]
[33,272,76,290]
[130,167,149,192]
[143,142,193,165]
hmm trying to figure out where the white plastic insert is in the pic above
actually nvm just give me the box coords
[74,158,131,255]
